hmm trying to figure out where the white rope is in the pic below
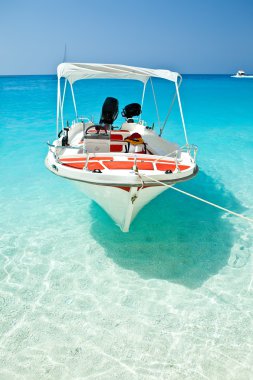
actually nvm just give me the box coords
[150,78,161,129]
[141,173,253,224]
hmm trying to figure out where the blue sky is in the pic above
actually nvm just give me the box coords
[1,0,253,74]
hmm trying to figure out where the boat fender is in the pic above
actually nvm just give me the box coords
[92,169,102,173]
[165,170,173,174]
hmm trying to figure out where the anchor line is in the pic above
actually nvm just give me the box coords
[140,174,253,224]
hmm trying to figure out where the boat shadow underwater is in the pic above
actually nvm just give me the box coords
[89,170,244,289]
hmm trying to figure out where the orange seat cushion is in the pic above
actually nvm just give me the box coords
[62,161,104,171]
[156,163,190,171]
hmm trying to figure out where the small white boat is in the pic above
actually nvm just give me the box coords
[45,63,198,231]
[231,70,253,78]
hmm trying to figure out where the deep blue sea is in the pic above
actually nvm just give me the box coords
[0,74,253,379]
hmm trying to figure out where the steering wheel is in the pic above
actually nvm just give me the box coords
[85,125,108,135]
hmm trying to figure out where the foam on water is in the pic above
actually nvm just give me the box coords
[0,75,253,379]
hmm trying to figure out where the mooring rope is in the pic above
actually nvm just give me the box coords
[141,173,253,224]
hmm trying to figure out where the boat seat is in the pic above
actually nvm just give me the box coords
[83,97,119,138]
[59,156,190,172]
[121,103,141,123]
[110,132,128,152]
[99,97,119,126]
[110,133,123,141]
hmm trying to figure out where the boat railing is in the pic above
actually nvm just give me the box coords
[47,142,85,162]
[47,142,198,170]
[47,142,83,152]
[153,144,198,165]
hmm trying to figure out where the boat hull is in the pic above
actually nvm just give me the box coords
[231,75,253,78]
[45,150,198,231]
[75,181,168,232]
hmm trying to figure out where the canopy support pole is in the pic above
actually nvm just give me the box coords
[160,76,182,136]
[159,89,177,136]
[59,85,64,131]
[70,83,78,119]
[150,78,161,130]
[61,79,67,120]
[175,80,188,145]
[57,78,64,135]
[139,81,147,121]
[56,78,60,137]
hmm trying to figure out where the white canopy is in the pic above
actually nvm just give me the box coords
[57,63,180,84]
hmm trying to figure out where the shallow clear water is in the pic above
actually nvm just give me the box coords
[0,75,253,379]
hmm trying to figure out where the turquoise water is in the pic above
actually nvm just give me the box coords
[0,75,253,379]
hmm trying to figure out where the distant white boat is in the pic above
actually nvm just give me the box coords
[231,70,253,78]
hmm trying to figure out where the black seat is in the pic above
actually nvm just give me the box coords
[99,97,119,125]
[121,103,141,122]
[85,97,119,135]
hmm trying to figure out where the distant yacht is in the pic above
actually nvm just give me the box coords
[231,70,253,78]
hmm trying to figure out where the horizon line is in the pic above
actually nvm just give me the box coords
[0,73,236,77]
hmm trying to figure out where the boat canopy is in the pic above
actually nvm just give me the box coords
[56,62,187,142]
[57,63,180,84]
